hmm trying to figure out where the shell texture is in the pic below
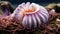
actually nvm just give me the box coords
[13,2,49,29]
[12,2,49,30]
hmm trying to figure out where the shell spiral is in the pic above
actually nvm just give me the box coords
[12,2,49,30]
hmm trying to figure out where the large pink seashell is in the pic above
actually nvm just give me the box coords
[12,2,49,30]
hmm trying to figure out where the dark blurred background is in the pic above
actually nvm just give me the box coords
[0,0,60,8]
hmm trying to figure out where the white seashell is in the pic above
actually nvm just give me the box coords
[12,2,49,29]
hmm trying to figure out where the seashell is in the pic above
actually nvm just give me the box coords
[12,2,49,30]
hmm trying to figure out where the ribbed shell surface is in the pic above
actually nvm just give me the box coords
[13,2,49,30]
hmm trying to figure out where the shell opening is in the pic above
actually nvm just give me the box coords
[21,3,40,14]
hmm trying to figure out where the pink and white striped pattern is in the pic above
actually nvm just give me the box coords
[12,2,49,29]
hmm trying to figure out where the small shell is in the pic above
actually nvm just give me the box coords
[12,2,49,30]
